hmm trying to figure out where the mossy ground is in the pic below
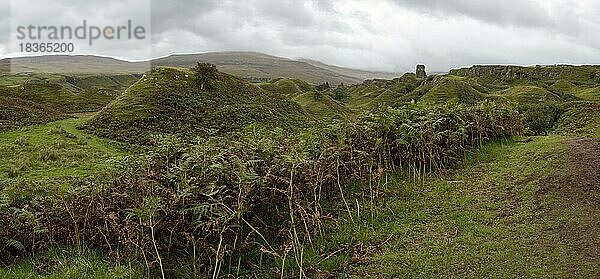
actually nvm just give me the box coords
[302,133,599,278]
[84,68,308,144]
[0,248,144,279]
[0,116,134,180]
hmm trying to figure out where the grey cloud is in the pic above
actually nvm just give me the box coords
[2,0,600,72]
[150,0,217,33]
[390,0,554,28]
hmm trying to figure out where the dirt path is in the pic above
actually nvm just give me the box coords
[565,138,600,204]
[548,138,600,265]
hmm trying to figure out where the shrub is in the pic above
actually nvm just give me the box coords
[39,148,60,162]
[1,102,522,277]
[7,159,29,178]
[193,63,218,91]
[520,103,564,135]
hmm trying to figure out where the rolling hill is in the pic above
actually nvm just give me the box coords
[0,73,139,113]
[1,52,400,84]
[258,78,353,119]
[298,58,398,81]
[0,87,66,131]
[153,52,400,84]
[83,67,309,144]
[2,55,149,74]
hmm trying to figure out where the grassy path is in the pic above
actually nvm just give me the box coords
[310,135,599,278]
[0,115,133,180]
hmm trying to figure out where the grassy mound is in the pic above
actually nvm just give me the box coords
[0,73,138,114]
[419,76,487,104]
[258,78,353,120]
[494,85,563,104]
[83,67,308,144]
[258,78,313,98]
[2,83,112,113]
[558,85,600,102]
[554,101,600,136]
[0,94,65,132]
[70,74,139,91]
[292,91,353,120]
[339,74,423,109]
[550,80,577,94]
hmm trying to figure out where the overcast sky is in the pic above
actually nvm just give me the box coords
[1,0,600,72]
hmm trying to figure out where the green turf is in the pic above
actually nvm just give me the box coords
[0,116,133,180]
[83,67,309,144]
[419,75,487,104]
[257,78,313,98]
[0,95,66,132]
[555,101,600,137]
[0,73,138,115]
[0,249,144,279]
[492,85,563,104]
[303,135,598,278]
[292,91,353,120]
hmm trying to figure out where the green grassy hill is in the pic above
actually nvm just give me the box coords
[257,78,313,98]
[0,72,138,132]
[258,78,352,120]
[418,76,487,104]
[0,94,65,132]
[0,73,139,115]
[2,83,112,113]
[330,65,600,109]
[83,67,309,144]
[292,91,353,120]
[339,73,424,109]
[493,85,563,104]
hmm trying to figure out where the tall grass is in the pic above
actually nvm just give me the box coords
[0,101,522,277]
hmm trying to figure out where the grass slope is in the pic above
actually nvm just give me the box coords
[1,83,109,113]
[306,135,599,278]
[0,95,66,132]
[84,67,308,144]
[493,85,563,104]
[0,73,138,115]
[341,74,424,109]
[257,78,313,98]
[419,76,487,104]
[0,116,132,180]
[259,78,352,120]
[292,91,353,120]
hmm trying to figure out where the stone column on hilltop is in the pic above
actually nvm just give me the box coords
[416,65,427,78]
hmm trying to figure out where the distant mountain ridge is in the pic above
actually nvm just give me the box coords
[0,52,401,84]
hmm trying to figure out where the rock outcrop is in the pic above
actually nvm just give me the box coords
[416,65,427,78]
